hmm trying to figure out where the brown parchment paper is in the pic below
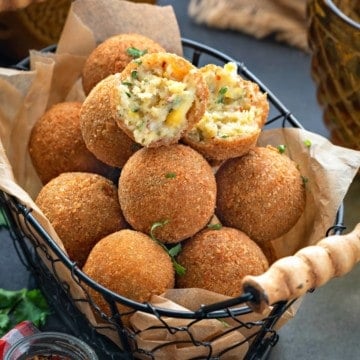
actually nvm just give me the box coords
[1,0,360,358]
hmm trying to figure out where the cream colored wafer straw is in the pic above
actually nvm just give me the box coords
[242,223,360,313]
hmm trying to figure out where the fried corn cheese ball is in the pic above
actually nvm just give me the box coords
[183,62,269,161]
[216,146,306,243]
[112,52,209,147]
[176,227,269,297]
[28,102,114,184]
[118,144,217,243]
[35,172,127,267]
[82,229,175,322]
[80,75,141,168]
[82,33,166,95]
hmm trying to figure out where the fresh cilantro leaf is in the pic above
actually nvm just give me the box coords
[207,223,222,230]
[168,243,182,257]
[150,221,186,276]
[173,261,186,276]
[0,313,10,331]
[0,288,50,337]
[0,210,8,228]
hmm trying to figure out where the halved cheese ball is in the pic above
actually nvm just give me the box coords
[113,52,209,147]
[183,62,269,161]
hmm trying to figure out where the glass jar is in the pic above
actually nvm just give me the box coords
[306,0,360,150]
[4,332,98,360]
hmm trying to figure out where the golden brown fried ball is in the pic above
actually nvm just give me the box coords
[82,33,166,95]
[80,75,141,168]
[82,229,175,323]
[216,146,306,243]
[118,144,217,243]
[35,172,127,267]
[183,62,269,161]
[112,52,209,147]
[176,226,269,297]
[28,102,115,184]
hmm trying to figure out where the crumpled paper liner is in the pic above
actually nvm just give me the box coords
[0,0,360,358]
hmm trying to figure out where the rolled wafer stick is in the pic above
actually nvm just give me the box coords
[242,223,360,313]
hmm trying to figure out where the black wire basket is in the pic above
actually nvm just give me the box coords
[0,38,345,360]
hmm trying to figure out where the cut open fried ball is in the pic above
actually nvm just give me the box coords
[183,62,269,161]
[113,52,209,147]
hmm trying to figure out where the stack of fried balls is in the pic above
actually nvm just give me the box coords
[29,33,306,320]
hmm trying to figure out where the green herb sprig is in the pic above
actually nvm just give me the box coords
[0,288,50,336]
[126,47,148,59]
[150,221,186,276]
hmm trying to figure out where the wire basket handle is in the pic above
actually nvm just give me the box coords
[242,222,360,313]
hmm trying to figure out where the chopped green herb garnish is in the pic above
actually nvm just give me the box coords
[127,47,148,59]
[0,288,51,337]
[150,221,186,276]
[122,81,132,86]
[216,86,228,103]
[301,175,309,185]
[165,172,176,179]
[136,120,145,130]
[131,107,140,112]
[125,92,131,98]
[207,223,222,230]
[150,220,169,241]
[277,144,286,154]
[217,318,230,327]
[131,70,138,79]
[303,139,312,148]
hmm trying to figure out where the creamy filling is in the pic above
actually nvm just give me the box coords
[189,62,260,141]
[116,69,196,146]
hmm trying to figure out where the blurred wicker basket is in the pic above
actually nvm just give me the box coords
[307,0,360,150]
[0,0,72,62]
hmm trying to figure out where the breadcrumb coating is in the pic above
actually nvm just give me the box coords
[29,102,114,184]
[83,229,175,323]
[80,75,140,168]
[216,146,306,243]
[176,227,269,297]
[118,144,217,243]
[82,33,166,95]
[35,172,127,267]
